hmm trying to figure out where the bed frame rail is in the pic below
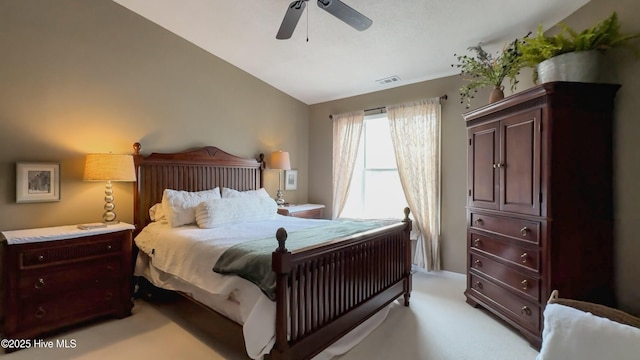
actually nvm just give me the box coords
[271,209,413,360]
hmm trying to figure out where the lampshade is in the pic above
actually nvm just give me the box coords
[84,153,136,182]
[271,150,291,170]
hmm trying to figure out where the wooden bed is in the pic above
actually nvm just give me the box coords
[131,142,413,360]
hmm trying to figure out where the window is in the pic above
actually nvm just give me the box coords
[340,113,407,219]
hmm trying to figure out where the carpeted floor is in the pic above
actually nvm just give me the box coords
[0,270,539,360]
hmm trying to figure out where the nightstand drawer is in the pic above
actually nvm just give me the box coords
[18,286,121,332]
[19,258,122,298]
[21,237,123,268]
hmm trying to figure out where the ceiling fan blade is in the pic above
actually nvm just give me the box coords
[276,0,307,40]
[317,0,372,31]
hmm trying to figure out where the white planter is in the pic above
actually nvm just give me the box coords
[537,51,600,83]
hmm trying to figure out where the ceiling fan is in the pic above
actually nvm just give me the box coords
[276,0,373,40]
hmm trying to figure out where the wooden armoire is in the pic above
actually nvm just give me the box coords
[463,82,619,348]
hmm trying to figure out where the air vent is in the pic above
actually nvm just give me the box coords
[376,76,401,85]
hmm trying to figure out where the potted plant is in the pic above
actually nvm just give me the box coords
[517,12,640,83]
[453,38,523,108]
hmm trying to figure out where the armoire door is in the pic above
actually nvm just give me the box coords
[468,122,500,210]
[500,109,541,215]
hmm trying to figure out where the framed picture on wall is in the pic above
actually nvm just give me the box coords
[16,162,61,203]
[285,169,298,190]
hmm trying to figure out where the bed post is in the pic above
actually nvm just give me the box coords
[402,207,412,306]
[272,227,291,359]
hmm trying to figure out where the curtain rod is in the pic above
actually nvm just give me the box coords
[329,94,447,119]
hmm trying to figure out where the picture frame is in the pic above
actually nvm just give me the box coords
[16,162,61,203]
[284,169,298,191]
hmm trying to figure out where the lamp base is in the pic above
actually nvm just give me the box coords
[276,189,285,206]
[102,180,118,223]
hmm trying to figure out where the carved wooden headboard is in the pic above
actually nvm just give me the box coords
[132,142,264,233]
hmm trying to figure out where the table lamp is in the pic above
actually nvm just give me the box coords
[271,150,291,206]
[83,153,136,223]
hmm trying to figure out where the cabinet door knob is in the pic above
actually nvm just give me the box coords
[520,252,528,264]
[521,279,529,290]
[521,306,532,316]
[520,227,529,236]
[474,259,483,267]
[34,278,45,289]
[35,306,46,319]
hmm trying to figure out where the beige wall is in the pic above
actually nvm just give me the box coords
[309,0,640,314]
[0,0,309,231]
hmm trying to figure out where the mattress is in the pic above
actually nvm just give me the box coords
[134,215,393,359]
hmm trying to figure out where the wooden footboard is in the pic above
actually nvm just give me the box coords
[271,209,412,360]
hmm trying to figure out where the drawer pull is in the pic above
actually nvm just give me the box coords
[521,279,529,290]
[474,259,483,267]
[520,252,528,264]
[107,244,113,250]
[34,278,45,289]
[475,281,483,290]
[473,238,481,247]
[521,306,532,316]
[105,291,113,301]
[35,306,46,319]
[38,255,45,262]
[474,218,484,225]
[106,265,114,271]
[520,227,529,237]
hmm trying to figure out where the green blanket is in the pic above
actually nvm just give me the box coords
[212,220,386,301]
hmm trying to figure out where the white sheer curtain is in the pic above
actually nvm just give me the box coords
[331,111,364,219]
[387,99,441,271]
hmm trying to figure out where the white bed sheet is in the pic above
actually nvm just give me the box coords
[134,215,393,359]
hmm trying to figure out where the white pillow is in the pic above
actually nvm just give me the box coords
[221,187,271,199]
[537,303,640,360]
[195,196,277,229]
[161,188,221,228]
[148,203,166,222]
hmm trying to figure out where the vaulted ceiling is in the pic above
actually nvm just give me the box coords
[113,0,590,105]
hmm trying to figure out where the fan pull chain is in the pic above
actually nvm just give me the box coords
[306,3,309,42]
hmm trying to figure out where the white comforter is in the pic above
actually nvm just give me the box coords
[135,215,390,359]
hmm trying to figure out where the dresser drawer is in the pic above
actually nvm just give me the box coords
[470,253,540,301]
[18,285,121,332]
[18,258,122,298]
[470,232,540,272]
[469,273,540,333]
[470,212,540,244]
[21,237,123,268]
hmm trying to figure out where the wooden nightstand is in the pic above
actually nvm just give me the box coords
[0,223,134,350]
[277,204,325,219]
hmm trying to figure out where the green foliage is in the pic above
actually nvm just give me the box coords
[517,12,640,79]
[452,38,523,108]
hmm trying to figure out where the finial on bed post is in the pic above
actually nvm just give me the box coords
[276,227,288,252]
[133,142,141,155]
[258,153,266,169]
[403,207,411,222]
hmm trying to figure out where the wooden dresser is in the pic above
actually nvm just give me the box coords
[463,82,618,348]
[1,224,134,350]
